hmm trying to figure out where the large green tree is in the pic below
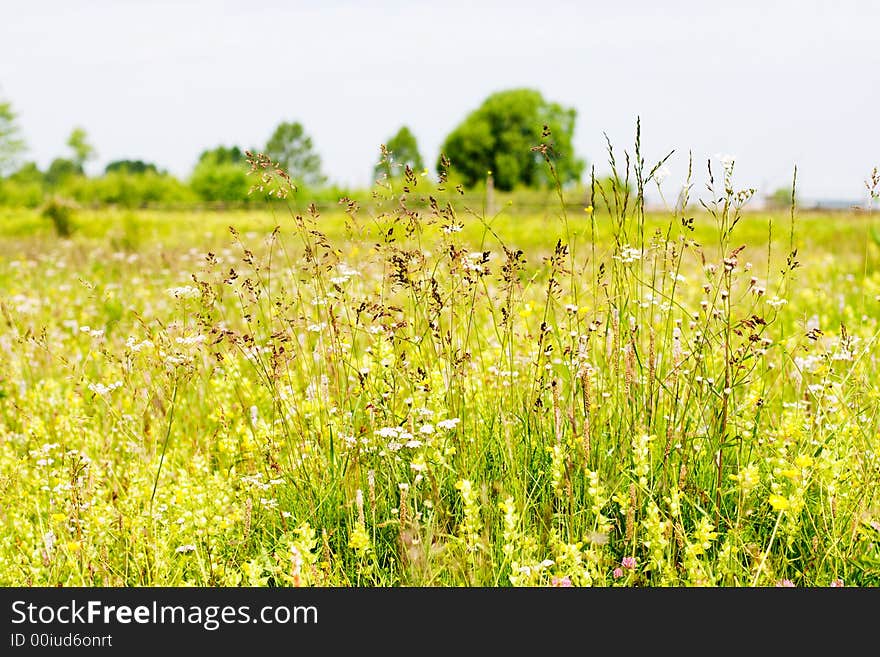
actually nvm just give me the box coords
[0,98,27,176]
[264,121,325,188]
[189,144,250,203]
[438,88,584,191]
[374,125,424,181]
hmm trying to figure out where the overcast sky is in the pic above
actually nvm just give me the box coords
[2,0,878,202]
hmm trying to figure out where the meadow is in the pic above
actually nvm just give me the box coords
[1,160,879,587]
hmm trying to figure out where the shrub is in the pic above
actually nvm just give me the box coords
[39,195,78,237]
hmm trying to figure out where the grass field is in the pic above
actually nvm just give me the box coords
[1,175,879,586]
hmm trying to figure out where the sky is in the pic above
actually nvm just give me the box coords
[2,0,879,203]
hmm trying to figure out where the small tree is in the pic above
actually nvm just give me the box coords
[264,121,325,188]
[438,88,584,191]
[374,125,424,182]
[104,159,160,175]
[766,186,798,210]
[45,158,81,187]
[0,98,26,177]
[189,144,250,203]
[67,127,95,172]
[196,145,246,166]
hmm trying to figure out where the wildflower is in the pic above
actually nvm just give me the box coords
[330,263,360,286]
[80,326,104,338]
[125,337,154,352]
[829,579,844,587]
[612,567,624,579]
[176,544,197,554]
[551,575,573,587]
[43,531,56,554]
[775,579,795,587]
[87,381,123,396]
[621,556,637,570]
[419,423,435,435]
[348,524,371,554]
[175,334,206,346]
[769,494,790,511]
[166,285,200,299]
[615,245,642,264]
[437,417,460,430]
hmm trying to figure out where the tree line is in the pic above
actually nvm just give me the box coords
[0,88,586,208]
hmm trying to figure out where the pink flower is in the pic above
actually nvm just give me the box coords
[829,579,844,587]
[621,556,637,570]
[612,567,624,579]
[551,576,573,587]
[775,579,795,587]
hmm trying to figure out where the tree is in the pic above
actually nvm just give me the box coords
[765,186,798,210]
[189,144,250,203]
[196,145,246,166]
[7,161,43,185]
[104,159,160,175]
[67,127,95,171]
[0,98,26,177]
[437,88,585,191]
[45,158,81,187]
[374,125,424,181]
[264,121,325,188]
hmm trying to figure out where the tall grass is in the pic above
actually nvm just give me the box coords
[0,127,877,586]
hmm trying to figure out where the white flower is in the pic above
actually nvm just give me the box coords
[654,165,671,184]
[330,263,360,286]
[437,418,461,430]
[43,531,56,554]
[419,424,435,435]
[166,285,200,299]
[125,337,154,352]
[176,544,197,554]
[717,153,736,172]
[88,381,123,396]
[175,334,206,346]
[614,245,642,264]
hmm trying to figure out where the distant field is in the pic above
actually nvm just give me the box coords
[1,201,878,586]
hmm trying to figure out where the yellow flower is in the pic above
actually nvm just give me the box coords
[51,513,66,523]
[517,302,534,318]
[769,494,790,511]
[348,523,371,554]
[65,541,81,552]
[585,205,594,214]
[794,454,814,469]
